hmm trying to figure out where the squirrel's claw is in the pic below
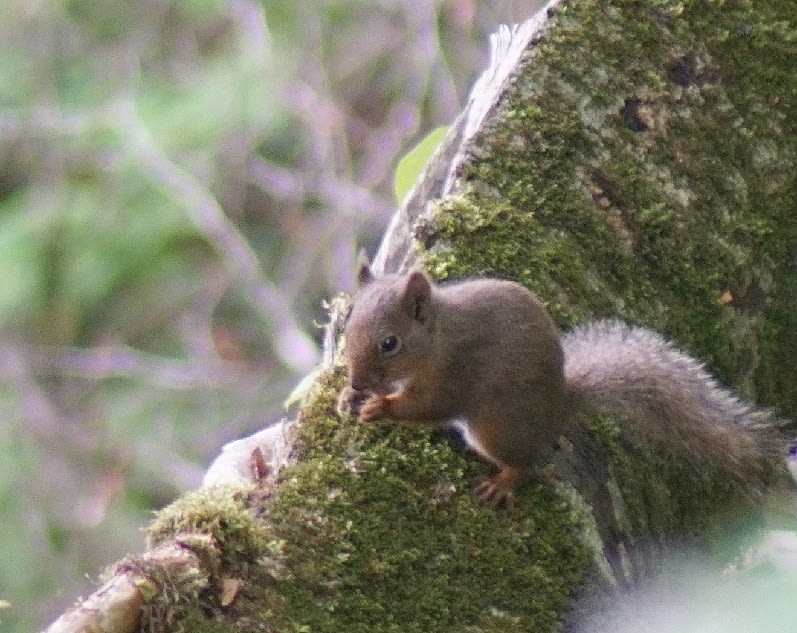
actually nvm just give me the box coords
[473,477,515,510]
[337,386,367,417]
[473,466,529,510]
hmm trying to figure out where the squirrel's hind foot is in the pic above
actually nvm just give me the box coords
[473,466,530,510]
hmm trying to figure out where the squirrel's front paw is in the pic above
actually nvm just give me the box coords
[336,386,369,418]
[359,394,388,422]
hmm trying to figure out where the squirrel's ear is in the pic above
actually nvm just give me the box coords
[356,249,375,288]
[403,269,433,322]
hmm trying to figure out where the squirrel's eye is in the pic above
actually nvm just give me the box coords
[379,335,399,354]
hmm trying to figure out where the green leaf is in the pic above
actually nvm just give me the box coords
[284,366,323,410]
[392,126,448,204]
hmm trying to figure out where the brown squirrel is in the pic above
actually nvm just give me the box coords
[337,255,785,506]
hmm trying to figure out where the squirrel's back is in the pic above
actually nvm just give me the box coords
[562,320,785,492]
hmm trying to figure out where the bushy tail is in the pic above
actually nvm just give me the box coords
[562,320,786,491]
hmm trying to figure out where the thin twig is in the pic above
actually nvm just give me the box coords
[246,155,393,219]
[114,100,319,372]
[25,344,240,389]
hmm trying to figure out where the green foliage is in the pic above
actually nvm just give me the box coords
[284,367,325,410]
[393,126,448,204]
[0,181,207,346]
[0,4,290,631]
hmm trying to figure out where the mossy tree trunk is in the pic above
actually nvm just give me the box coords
[46,1,796,632]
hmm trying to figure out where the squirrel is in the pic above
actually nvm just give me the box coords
[337,254,786,507]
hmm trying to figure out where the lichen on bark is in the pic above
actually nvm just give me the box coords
[423,0,797,415]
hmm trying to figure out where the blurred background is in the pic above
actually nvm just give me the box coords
[0,0,544,629]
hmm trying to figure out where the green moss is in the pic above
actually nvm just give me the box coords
[110,552,215,633]
[132,486,272,633]
[170,613,239,633]
[148,484,266,569]
[422,0,797,414]
[252,367,593,632]
[140,368,593,632]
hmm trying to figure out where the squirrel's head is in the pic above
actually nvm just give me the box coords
[344,252,436,395]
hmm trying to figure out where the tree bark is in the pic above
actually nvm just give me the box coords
[45,0,797,631]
